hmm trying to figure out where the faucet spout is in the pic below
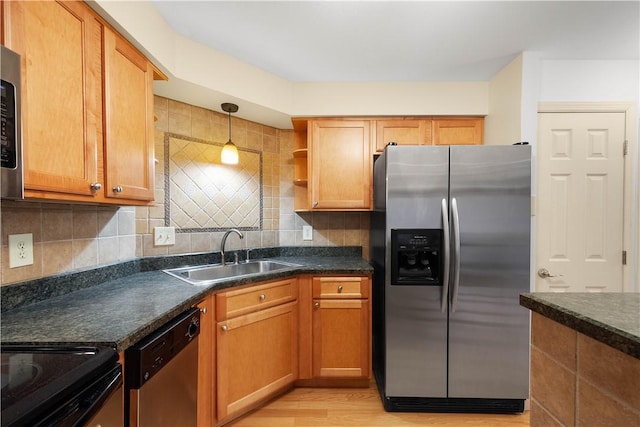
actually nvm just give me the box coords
[220,228,244,266]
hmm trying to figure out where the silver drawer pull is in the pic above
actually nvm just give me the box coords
[90,182,102,191]
[337,285,343,293]
[113,185,123,193]
[221,325,228,332]
[259,294,266,301]
[314,302,320,309]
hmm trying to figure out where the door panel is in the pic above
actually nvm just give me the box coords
[384,146,449,398]
[537,113,625,292]
[448,146,531,399]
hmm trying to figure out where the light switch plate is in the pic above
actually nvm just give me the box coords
[154,226,176,246]
[9,233,34,268]
[302,225,313,241]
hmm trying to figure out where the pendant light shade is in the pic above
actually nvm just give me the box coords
[221,103,239,165]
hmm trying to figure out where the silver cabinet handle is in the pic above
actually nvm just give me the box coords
[221,325,228,332]
[259,294,266,301]
[337,285,343,293]
[450,197,461,313]
[538,268,563,279]
[440,198,450,313]
[90,182,102,191]
[313,201,318,208]
[113,185,123,193]
[314,302,320,309]
[200,307,207,314]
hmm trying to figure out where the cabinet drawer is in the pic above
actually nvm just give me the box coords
[312,276,369,299]
[216,278,298,320]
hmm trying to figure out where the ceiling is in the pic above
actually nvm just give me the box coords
[151,1,639,83]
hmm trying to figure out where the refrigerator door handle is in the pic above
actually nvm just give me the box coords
[440,198,450,313]
[451,197,461,312]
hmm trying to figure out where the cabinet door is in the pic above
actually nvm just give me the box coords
[217,302,298,422]
[312,298,370,378]
[432,118,484,145]
[310,120,371,210]
[197,297,215,427]
[375,119,431,153]
[103,28,155,201]
[4,1,102,198]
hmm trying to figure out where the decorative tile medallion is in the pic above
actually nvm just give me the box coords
[164,133,262,232]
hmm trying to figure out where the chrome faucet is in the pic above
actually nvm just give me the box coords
[220,228,243,266]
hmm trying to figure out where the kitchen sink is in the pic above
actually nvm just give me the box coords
[163,260,300,286]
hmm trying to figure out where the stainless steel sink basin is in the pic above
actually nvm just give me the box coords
[163,260,300,286]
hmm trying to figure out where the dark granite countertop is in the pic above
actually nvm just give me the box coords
[520,292,640,359]
[1,247,372,352]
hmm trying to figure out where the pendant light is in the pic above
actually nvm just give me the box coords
[221,102,239,165]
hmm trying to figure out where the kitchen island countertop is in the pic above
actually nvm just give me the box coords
[1,252,372,352]
[520,292,640,359]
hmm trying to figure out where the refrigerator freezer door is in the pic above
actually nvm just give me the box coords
[448,145,531,399]
[384,146,449,398]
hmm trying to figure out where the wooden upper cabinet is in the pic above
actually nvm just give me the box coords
[103,28,154,201]
[432,117,484,145]
[2,0,157,205]
[309,120,372,210]
[4,1,101,198]
[374,119,431,153]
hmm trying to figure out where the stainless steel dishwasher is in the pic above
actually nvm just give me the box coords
[125,307,200,427]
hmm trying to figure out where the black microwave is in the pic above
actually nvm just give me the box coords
[1,45,23,199]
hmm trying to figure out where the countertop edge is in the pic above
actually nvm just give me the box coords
[520,294,640,359]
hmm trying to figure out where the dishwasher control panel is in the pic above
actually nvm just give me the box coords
[125,307,200,389]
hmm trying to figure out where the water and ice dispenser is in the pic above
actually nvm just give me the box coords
[390,229,442,286]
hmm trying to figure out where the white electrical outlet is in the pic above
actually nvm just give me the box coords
[9,233,34,268]
[302,225,313,241]
[154,226,176,246]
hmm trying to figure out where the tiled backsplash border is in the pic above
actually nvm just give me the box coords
[163,132,264,232]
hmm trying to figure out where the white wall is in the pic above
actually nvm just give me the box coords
[540,60,639,106]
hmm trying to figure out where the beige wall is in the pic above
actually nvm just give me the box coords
[485,54,523,146]
[0,96,370,286]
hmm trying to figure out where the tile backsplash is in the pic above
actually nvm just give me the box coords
[0,96,370,286]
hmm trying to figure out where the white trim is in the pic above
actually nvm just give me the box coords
[537,102,637,292]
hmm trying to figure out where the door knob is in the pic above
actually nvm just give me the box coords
[537,268,563,279]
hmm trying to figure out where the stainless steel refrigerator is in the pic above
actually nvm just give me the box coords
[371,144,531,413]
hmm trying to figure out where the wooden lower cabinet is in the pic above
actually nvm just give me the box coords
[201,275,371,425]
[216,288,298,424]
[197,296,215,427]
[298,275,371,386]
[312,298,370,378]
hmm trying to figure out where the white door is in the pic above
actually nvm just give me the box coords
[536,112,625,292]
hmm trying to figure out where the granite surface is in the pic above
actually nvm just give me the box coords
[1,247,372,352]
[520,293,640,359]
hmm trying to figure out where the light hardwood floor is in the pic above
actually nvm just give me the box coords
[230,382,530,426]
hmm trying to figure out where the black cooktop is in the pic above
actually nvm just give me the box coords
[1,345,119,427]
